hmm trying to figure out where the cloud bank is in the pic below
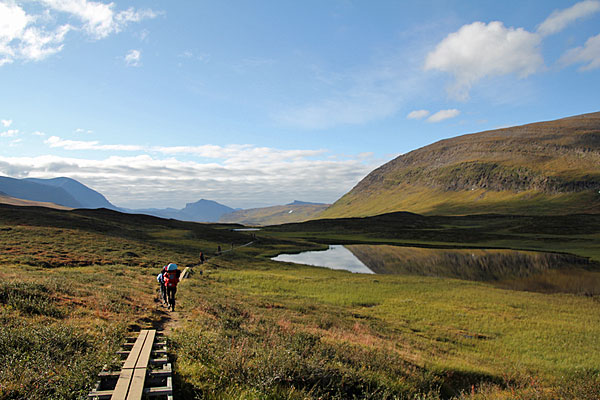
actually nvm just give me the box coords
[2,139,379,209]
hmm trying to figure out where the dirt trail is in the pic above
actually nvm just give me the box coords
[162,310,183,335]
[156,240,256,335]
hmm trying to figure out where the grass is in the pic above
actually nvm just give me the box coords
[1,204,599,398]
[172,255,600,399]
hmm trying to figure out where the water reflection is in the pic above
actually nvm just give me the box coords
[345,245,593,281]
[272,244,600,295]
[272,245,374,274]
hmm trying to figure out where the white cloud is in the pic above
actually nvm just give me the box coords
[32,131,46,136]
[124,49,141,67]
[0,1,158,66]
[45,136,144,151]
[74,128,93,134]
[427,109,460,123]
[1,120,13,127]
[425,21,543,100]
[406,110,430,120]
[0,129,19,137]
[537,0,600,36]
[0,148,379,209]
[0,2,69,64]
[39,0,159,39]
[560,33,600,71]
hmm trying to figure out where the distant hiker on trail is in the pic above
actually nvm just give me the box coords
[157,270,167,306]
[163,263,181,311]
[199,251,205,265]
[217,245,221,255]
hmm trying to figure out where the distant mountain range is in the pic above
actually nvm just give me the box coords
[0,175,328,224]
[322,111,600,218]
[124,199,235,223]
[0,176,117,210]
[219,201,329,226]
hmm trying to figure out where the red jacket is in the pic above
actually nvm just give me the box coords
[164,270,180,287]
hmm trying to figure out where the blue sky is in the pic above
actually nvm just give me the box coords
[0,0,599,209]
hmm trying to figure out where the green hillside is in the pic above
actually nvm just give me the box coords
[219,203,329,226]
[322,112,600,218]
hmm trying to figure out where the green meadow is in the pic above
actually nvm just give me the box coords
[0,204,599,399]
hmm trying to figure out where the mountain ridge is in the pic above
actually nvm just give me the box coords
[321,111,600,218]
[219,202,330,226]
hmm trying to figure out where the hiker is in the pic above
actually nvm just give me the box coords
[199,251,205,265]
[157,269,167,306]
[217,245,221,255]
[163,263,181,311]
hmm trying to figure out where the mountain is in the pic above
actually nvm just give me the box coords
[219,202,330,226]
[0,176,83,208]
[180,199,235,222]
[24,177,118,210]
[321,112,600,218]
[129,199,235,222]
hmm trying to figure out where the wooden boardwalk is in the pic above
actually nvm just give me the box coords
[88,329,173,400]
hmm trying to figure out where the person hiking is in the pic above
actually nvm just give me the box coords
[157,270,167,306]
[163,263,181,311]
[199,251,205,265]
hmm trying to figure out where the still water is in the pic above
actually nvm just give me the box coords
[271,244,598,294]
[272,245,374,274]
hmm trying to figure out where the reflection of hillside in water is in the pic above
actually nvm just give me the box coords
[345,245,598,285]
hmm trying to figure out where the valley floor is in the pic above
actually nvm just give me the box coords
[0,205,599,399]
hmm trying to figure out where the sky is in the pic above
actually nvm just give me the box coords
[0,0,599,209]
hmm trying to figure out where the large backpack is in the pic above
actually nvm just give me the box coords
[164,271,179,287]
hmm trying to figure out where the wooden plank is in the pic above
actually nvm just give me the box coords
[126,368,147,400]
[122,330,148,370]
[143,387,173,396]
[110,368,134,400]
[135,330,156,369]
[87,390,113,399]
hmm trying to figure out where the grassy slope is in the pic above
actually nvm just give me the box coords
[0,204,252,400]
[1,204,599,399]
[0,194,73,210]
[322,112,600,218]
[219,203,330,226]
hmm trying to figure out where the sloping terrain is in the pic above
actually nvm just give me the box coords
[0,176,83,208]
[24,177,118,209]
[0,193,72,210]
[322,112,600,218]
[219,202,329,226]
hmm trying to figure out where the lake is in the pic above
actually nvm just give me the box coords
[272,245,374,274]
[272,244,600,295]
